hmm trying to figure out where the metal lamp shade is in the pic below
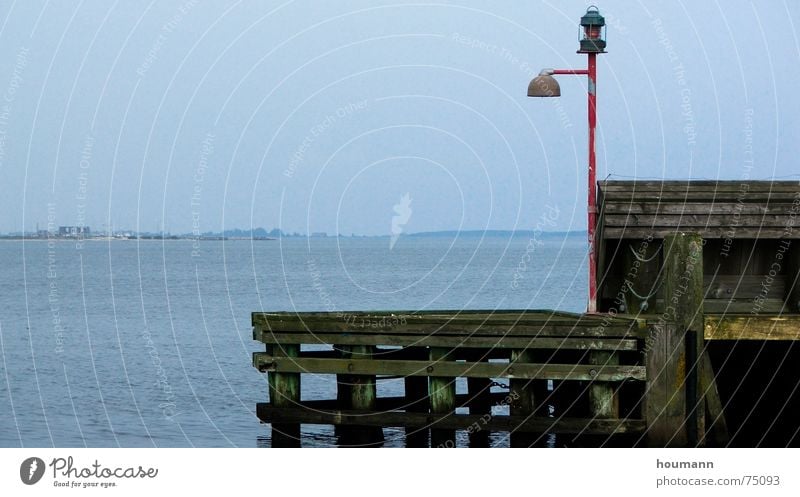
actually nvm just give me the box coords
[527,74,561,97]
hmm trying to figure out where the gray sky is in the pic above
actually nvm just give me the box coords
[0,0,798,235]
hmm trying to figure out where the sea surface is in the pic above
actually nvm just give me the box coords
[0,235,588,447]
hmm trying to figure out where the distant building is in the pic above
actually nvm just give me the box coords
[58,226,91,237]
[311,232,328,237]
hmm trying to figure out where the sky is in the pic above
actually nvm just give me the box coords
[0,0,798,235]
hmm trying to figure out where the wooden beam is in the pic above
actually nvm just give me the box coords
[252,311,645,338]
[603,227,793,240]
[256,404,647,435]
[704,314,800,340]
[253,329,640,350]
[253,353,647,382]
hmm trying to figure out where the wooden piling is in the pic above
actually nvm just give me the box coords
[429,347,456,447]
[339,345,383,446]
[466,350,492,447]
[700,352,729,446]
[589,350,619,419]
[510,349,536,447]
[663,232,705,445]
[787,242,800,313]
[467,376,492,447]
[404,347,430,447]
[644,323,686,446]
[268,343,300,447]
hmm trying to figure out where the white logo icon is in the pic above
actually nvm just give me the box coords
[390,193,412,250]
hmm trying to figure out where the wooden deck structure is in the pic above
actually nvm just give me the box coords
[252,180,800,447]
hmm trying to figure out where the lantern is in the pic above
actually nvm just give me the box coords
[578,6,606,53]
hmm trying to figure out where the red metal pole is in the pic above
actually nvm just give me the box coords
[587,53,597,313]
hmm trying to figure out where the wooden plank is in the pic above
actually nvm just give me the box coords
[599,180,800,192]
[704,314,800,340]
[256,404,646,435]
[644,323,687,447]
[294,393,529,412]
[254,322,645,338]
[253,329,640,350]
[601,193,800,203]
[663,233,705,445]
[603,214,794,228]
[257,324,643,338]
[253,353,646,381]
[603,227,793,239]
[253,310,641,328]
[703,299,786,314]
[603,203,773,215]
[704,275,785,300]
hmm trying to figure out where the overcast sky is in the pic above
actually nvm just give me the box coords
[0,0,798,235]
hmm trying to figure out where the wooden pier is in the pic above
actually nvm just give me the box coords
[253,180,800,447]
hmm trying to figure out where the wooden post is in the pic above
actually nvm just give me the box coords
[334,344,351,441]
[700,352,730,446]
[429,347,456,448]
[645,323,686,447]
[510,349,536,447]
[467,377,492,447]
[268,343,300,447]
[466,350,492,448]
[589,350,619,419]
[663,232,705,446]
[404,347,429,448]
[787,241,800,313]
[339,345,383,447]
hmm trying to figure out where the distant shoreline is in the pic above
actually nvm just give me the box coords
[0,230,585,241]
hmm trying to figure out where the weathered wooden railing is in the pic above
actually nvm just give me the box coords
[251,310,689,447]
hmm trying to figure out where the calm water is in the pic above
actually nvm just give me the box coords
[0,236,587,447]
